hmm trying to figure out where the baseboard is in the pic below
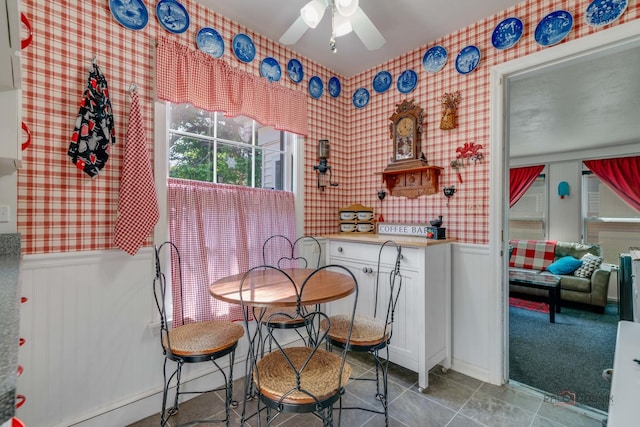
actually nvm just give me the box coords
[449,358,494,385]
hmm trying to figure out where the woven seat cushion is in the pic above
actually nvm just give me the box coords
[321,314,388,347]
[163,320,244,357]
[255,347,351,405]
[259,305,313,325]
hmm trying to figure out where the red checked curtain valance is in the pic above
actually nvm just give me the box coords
[155,37,308,136]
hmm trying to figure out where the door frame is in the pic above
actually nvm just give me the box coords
[488,19,640,385]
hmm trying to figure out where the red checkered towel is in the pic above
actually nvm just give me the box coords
[509,240,557,271]
[113,88,159,255]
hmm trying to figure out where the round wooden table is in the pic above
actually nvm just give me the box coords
[209,267,355,307]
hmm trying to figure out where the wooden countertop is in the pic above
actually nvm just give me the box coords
[322,234,454,248]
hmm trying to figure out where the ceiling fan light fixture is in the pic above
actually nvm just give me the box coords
[333,13,353,37]
[336,0,359,17]
[301,0,326,28]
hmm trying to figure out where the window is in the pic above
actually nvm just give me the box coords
[509,174,547,240]
[168,103,295,190]
[583,172,640,263]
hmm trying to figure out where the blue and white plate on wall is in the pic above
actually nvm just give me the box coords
[232,33,256,63]
[372,70,392,93]
[196,27,224,58]
[260,57,282,82]
[585,0,628,28]
[422,46,447,73]
[492,17,523,50]
[156,0,189,34]
[534,10,573,47]
[287,59,304,83]
[109,0,148,30]
[352,87,370,109]
[328,77,341,98]
[455,45,481,74]
[309,76,324,99]
[397,69,417,94]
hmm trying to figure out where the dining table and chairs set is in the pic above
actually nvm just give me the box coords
[153,235,405,427]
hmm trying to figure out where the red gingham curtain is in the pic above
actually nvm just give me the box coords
[509,165,544,208]
[168,178,296,323]
[155,37,308,136]
[584,157,640,212]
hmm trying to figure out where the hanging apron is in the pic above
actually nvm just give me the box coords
[68,63,116,177]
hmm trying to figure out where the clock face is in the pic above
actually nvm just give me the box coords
[396,117,414,137]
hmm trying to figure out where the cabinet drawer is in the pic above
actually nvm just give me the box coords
[328,240,420,269]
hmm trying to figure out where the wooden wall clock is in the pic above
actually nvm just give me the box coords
[387,99,425,169]
[381,99,443,198]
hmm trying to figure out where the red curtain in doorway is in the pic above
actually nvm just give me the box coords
[584,157,640,212]
[509,165,544,208]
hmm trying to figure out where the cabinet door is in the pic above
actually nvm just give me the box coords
[325,255,420,372]
[0,89,21,173]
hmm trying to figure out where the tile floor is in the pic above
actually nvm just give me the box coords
[129,352,608,427]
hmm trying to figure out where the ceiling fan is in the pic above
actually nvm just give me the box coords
[279,0,385,53]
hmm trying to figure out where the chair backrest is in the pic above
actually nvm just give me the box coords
[374,241,403,344]
[153,241,190,357]
[242,264,358,408]
[262,235,321,269]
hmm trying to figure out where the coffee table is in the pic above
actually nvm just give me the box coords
[509,270,561,323]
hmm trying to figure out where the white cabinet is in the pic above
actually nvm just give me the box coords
[0,0,23,174]
[0,90,21,173]
[325,237,452,390]
[0,0,22,91]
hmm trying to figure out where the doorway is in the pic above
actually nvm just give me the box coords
[488,19,640,402]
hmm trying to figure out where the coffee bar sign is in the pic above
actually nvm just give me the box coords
[377,223,430,237]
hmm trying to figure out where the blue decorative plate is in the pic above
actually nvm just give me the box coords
[260,57,281,82]
[156,0,189,34]
[422,46,448,73]
[352,88,370,109]
[109,0,148,31]
[232,33,256,63]
[492,17,523,50]
[372,71,392,93]
[455,45,481,74]
[535,10,573,47]
[287,59,304,83]
[309,76,323,99]
[328,76,341,98]
[196,27,224,58]
[397,70,417,94]
[585,0,628,27]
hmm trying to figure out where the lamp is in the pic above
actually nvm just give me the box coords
[313,139,338,191]
[301,0,327,28]
[443,185,456,207]
[335,0,359,17]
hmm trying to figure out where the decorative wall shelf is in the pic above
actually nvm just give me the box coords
[380,163,443,199]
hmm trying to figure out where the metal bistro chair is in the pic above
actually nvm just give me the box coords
[321,241,403,427]
[241,264,358,426]
[153,242,245,427]
[259,235,322,346]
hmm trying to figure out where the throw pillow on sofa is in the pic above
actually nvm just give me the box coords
[546,256,583,275]
[573,253,603,278]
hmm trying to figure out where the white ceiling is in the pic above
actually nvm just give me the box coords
[508,39,640,158]
[196,1,640,158]
[196,0,524,77]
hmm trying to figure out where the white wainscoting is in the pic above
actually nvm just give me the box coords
[16,249,250,427]
[449,243,498,384]
[15,242,500,426]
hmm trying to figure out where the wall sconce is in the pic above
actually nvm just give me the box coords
[443,185,456,207]
[558,181,570,199]
[313,139,338,191]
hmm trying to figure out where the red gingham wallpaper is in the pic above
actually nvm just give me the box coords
[18,0,640,254]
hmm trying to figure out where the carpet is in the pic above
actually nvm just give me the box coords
[509,296,549,313]
[509,302,618,412]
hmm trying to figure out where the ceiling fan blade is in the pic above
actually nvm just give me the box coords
[279,16,310,45]
[351,7,385,50]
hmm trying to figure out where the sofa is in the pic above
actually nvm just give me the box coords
[508,240,611,312]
